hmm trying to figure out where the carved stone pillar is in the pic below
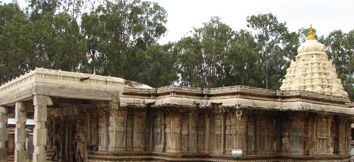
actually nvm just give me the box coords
[204,113,210,153]
[15,102,27,162]
[153,111,163,152]
[181,112,189,152]
[214,111,224,154]
[338,117,349,155]
[164,111,172,152]
[305,113,316,155]
[234,111,247,153]
[188,111,198,153]
[221,112,225,154]
[171,111,181,153]
[197,113,205,153]
[246,112,256,155]
[165,110,182,153]
[98,110,109,151]
[314,115,332,155]
[0,106,8,161]
[225,111,234,154]
[133,111,145,151]
[33,95,51,162]
[108,100,127,151]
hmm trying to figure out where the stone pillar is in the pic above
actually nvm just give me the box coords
[235,111,247,153]
[214,111,223,154]
[33,95,50,162]
[221,112,225,154]
[15,102,27,162]
[171,111,181,153]
[98,110,109,151]
[188,111,198,153]
[133,111,145,151]
[108,100,127,151]
[0,106,8,162]
[204,113,210,153]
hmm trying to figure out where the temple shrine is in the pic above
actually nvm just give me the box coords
[0,26,353,162]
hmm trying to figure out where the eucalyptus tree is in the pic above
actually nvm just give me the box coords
[0,4,34,83]
[81,0,170,86]
[223,30,263,87]
[247,13,299,89]
[175,17,234,87]
[325,30,354,100]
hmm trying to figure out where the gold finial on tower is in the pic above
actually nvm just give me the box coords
[307,24,316,40]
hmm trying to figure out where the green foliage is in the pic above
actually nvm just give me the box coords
[175,17,234,87]
[246,13,299,89]
[123,44,177,87]
[81,0,171,87]
[0,4,33,83]
[223,30,263,87]
[0,2,352,101]
[324,30,354,100]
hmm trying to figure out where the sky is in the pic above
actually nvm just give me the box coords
[149,0,354,43]
[2,0,354,44]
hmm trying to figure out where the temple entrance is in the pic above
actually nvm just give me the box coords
[46,98,100,162]
[50,116,82,162]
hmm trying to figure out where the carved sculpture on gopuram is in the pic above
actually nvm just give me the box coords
[0,25,352,162]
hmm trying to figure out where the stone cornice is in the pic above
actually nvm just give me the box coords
[0,68,125,105]
[121,86,353,115]
[0,68,352,115]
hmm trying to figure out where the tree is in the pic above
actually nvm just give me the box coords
[0,3,87,85]
[223,30,263,87]
[247,13,299,89]
[28,0,93,20]
[325,30,354,100]
[123,44,177,87]
[30,13,87,71]
[175,17,234,87]
[0,4,33,83]
[81,0,167,79]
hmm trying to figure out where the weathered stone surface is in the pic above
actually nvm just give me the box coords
[15,102,26,162]
[0,106,7,162]
[33,95,48,162]
[33,128,47,146]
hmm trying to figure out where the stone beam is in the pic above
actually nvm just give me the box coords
[32,95,51,162]
[0,106,8,162]
[15,102,26,162]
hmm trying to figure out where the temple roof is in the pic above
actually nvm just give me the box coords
[0,68,351,115]
[280,26,348,98]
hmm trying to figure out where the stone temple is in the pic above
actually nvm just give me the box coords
[0,27,353,162]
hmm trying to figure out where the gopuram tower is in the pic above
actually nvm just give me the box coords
[280,25,348,97]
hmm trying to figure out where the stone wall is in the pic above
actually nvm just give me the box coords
[46,103,352,162]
